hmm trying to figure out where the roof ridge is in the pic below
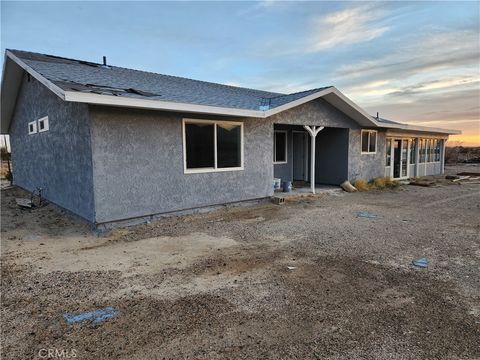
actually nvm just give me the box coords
[264,86,333,100]
[8,49,284,97]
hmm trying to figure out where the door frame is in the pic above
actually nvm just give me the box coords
[388,137,411,180]
[292,131,309,181]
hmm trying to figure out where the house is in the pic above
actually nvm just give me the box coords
[1,50,460,226]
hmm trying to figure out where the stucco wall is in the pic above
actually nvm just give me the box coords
[348,130,387,180]
[89,107,273,223]
[268,98,361,129]
[9,75,95,221]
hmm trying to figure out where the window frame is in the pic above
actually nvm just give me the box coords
[273,130,288,164]
[409,138,417,164]
[37,116,49,133]
[182,118,244,174]
[28,121,37,135]
[435,139,441,162]
[361,130,377,154]
[385,138,392,166]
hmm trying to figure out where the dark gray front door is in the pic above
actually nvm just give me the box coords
[393,139,401,178]
[293,132,307,181]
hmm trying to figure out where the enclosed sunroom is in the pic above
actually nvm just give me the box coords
[384,134,445,180]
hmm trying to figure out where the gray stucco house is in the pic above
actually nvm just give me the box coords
[1,50,460,226]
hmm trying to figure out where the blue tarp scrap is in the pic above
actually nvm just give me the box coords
[356,211,378,219]
[412,258,429,268]
[63,307,118,326]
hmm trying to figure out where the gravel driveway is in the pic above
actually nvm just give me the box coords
[1,165,479,359]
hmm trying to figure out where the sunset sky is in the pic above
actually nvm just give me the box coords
[1,1,479,145]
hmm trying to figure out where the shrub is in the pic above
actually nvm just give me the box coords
[388,179,400,188]
[373,177,387,189]
[353,179,369,191]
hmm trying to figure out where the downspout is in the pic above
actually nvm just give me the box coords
[303,125,325,194]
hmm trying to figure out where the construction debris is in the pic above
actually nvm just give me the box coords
[272,197,285,205]
[356,211,378,219]
[457,172,480,176]
[15,198,33,208]
[412,258,429,268]
[410,180,435,187]
[452,176,470,182]
[63,307,118,326]
[341,180,357,193]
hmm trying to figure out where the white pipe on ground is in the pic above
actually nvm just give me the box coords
[303,125,324,194]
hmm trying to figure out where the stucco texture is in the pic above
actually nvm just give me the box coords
[348,129,387,180]
[89,107,273,223]
[9,75,95,221]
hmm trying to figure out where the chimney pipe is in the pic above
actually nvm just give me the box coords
[376,112,379,119]
[103,56,107,66]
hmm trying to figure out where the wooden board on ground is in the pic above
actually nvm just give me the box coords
[457,172,480,176]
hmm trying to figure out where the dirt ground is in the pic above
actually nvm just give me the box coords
[1,164,479,359]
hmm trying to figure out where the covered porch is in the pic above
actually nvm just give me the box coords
[273,123,349,194]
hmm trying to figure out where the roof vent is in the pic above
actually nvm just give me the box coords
[376,112,379,119]
[102,56,110,68]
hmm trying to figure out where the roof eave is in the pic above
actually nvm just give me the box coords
[64,91,264,118]
[380,122,461,135]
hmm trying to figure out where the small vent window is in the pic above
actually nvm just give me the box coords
[38,116,49,133]
[28,121,37,135]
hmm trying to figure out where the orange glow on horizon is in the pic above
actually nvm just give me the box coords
[448,134,480,147]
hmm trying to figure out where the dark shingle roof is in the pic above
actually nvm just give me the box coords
[376,117,402,125]
[9,50,331,111]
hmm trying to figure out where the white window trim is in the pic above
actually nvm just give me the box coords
[37,116,49,132]
[385,137,392,167]
[182,118,244,174]
[419,138,442,164]
[273,130,288,164]
[28,120,37,135]
[361,129,377,154]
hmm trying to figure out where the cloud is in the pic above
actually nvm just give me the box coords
[387,75,480,97]
[336,28,479,81]
[307,5,389,52]
[362,88,480,135]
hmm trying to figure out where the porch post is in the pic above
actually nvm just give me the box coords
[303,125,324,194]
[441,139,446,174]
[415,137,420,177]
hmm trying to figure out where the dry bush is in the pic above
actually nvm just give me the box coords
[373,177,387,189]
[371,176,400,189]
[353,179,369,191]
[388,179,400,188]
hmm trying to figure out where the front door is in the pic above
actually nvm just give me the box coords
[393,140,401,178]
[392,139,410,179]
[293,132,308,181]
